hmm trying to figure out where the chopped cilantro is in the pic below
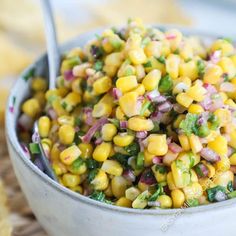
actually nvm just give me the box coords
[93,60,104,71]
[90,191,105,202]
[86,159,99,170]
[227,181,234,192]
[140,101,151,116]
[112,153,129,167]
[206,186,227,202]
[228,191,236,199]
[124,142,140,156]
[88,169,99,183]
[197,60,205,77]
[158,74,173,93]
[149,185,164,202]
[70,158,84,172]
[157,56,166,64]
[143,61,152,68]
[155,165,167,174]
[179,113,198,136]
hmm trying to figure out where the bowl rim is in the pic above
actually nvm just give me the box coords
[6,25,236,216]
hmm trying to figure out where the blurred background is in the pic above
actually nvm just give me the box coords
[0,0,236,235]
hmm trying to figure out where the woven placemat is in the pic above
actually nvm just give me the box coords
[0,127,47,236]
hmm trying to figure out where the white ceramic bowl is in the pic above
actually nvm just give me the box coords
[6,27,236,236]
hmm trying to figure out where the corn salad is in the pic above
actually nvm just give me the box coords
[18,19,236,209]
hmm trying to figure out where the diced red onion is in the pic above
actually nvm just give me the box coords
[83,107,93,126]
[166,137,172,145]
[152,156,162,164]
[200,148,220,163]
[138,139,145,152]
[64,70,75,81]
[150,111,162,122]
[18,113,33,131]
[136,131,148,139]
[158,101,172,113]
[210,50,221,64]
[197,112,209,126]
[34,158,44,171]
[47,108,57,120]
[32,132,40,143]
[168,142,182,153]
[230,166,236,174]
[120,120,128,129]
[220,82,235,92]
[215,191,227,202]
[203,83,217,95]
[20,143,31,159]
[166,34,176,40]
[208,97,223,112]
[95,137,103,145]
[140,169,156,185]
[173,103,186,113]
[148,201,160,207]
[123,169,136,182]
[200,95,212,110]
[146,90,160,102]
[82,117,108,143]
[196,163,209,178]
[112,88,122,100]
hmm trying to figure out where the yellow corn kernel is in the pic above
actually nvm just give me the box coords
[58,124,75,145]
[38,116,51,138]
[105,52,124,67]
[60,145,81,165]
[31,77,47,92]
[68,160,87,175]
[78,143,93,159]
[125,187,141,201]
[111,176,130,198]
[189,134,203,153]
[93,76,112,95]
[173,115,185,129]
[131,83,145,95]
[178,152,200,168]
[118,63,136,77]
[219,92,228,102]
[229,153,236,165]
[166,54,180,79]
[71,78,83,94]
[211,39,234,56]
[229,130,236,149]
[51,143,60,161]
[128,116,154,131]
[132,190,150,209]
[93,142,112,162]
[58,115,75,126]
[215,156,230,172]
[113,133,134,147]
[135,64,146,81]
[190,169,198,183]
[129,48,147,65]
[22,98,40,118]
[70,185,83,194]
[52,99,68,116]
[116,75,138,93]
[34,91,46,107]
[225,99,236,108]
[101,123,117,141]
[83,90,95,103]
[138,181,149,192]
[176,93,193,108]
[203,65,223,84]
[179,61,198,81]
[142,69,161,91]
[171,189,185,208]
[104,185,113,197]
[218,57,236,78]
[186,84,206,102]
[62,174,81,188]
[157,195,172,209]
[199,178,215,191]
[167,172,177,190]
[144,57,166,74]
[208,135,227,156]
[92,102,112,118]
[188,104,204,114]
[144,41,162,58]
[214,108,231,127]
[116,106,126,120]
[163,150,178,166]
[116,197,132,208]
[213,170,234,187]
[202,161,216,178]
[171,160,191,188]
[166,29,182,51]
[183,182,203,200]
[91,170,109,191]
[52,162,67,176]
[147,134,168,156]
[119,91,139,117]
[151,165,167,182]
[103,64,118,77]
[101,160,123,176]
[231,54,236,66]
[62,92,81,112]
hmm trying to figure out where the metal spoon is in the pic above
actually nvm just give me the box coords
[32,0,60,181]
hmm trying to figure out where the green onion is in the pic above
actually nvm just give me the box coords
[155,165,167,174]
[140,101,151,116]
[149,185,164,202]
[136,152,145,170]
[29,143,41,154]
[158,74,173,93]
[157,56,166,64]
[124,142,140,156]
[206,186,227,202]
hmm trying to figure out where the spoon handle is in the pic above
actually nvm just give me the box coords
[40,0,60,90]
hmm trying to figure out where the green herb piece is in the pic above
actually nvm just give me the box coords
[194,163,206,178]
[186,198,199,207]
[227,181,234,192]
[151,121,160,132]
[136,152,145,170]
[94,61,104,71]
[208,114,220,130]
[88,169,99,183]
[108,118,120,128]
[158,74,173,93]
[23,67,35,81]
[206,186,227,202]
[86,159,99,170]
[157,56,166,64]
[155,165,168,174]
[179,113,198,136]
[61,101,68,110]
[149,185,164,202]
[112,153,129,167]
[90,191,105,202]
[140,101,151,116]
[71,157,84,172]
[143,61,152,68]
[75,117,82,126]
[124,142,140,156]
[29,143,40,154]
[197,125,210,138]
[228,191,236,199]
[197,60,205,77]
